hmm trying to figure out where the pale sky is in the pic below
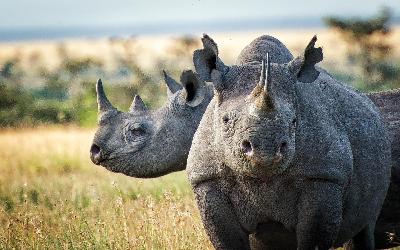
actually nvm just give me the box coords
[0,0,399,29]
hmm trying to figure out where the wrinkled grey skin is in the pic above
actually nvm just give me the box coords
[238,36,400,249]
[90,70,213,178]
[187,34,391,249]
[237,36,400,249]
[366,90,400,249]
[237,37,400,249]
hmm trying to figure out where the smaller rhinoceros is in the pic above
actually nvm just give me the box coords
[187,34,391,250]
[89,70,213,177]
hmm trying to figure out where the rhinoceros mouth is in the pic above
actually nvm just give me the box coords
[98,157,122,173]
[233,153,289,180]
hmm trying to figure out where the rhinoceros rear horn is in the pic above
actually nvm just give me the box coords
[288,35,323,83]
[129,95,148,113]
[96,79,117,114]
[193,34,228,82]
[180,70,206,107]
[162,70,182,98]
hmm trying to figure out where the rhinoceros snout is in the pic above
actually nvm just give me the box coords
[241,139,287,166]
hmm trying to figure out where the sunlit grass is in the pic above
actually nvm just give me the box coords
[0,127,211,249]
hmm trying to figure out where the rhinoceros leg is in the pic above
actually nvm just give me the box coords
[374,179,400,249]
[194,180,250,250]
[296,181,343,250]
[351,224,375,250]
[340,217,378,249]
[367,90,400,249]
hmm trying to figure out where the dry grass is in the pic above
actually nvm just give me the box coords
[0,127,212,249]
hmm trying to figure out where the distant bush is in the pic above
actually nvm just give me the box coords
[0,59,35,127]
[0,37,172,127]
[325,7,400,91]
[31,100,73,124]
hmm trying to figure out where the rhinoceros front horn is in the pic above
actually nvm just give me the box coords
[251,54,274,110]
[96,79,117,114]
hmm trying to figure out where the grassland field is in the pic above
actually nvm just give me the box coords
[0,127,212,249]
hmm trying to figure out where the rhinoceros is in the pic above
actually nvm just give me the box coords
[187,34,391,249]
[90,70,212,177]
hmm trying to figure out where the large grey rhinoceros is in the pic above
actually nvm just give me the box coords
[186,34,392,249]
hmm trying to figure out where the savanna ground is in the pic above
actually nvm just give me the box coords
[0,128,211,249]
[1,128,400,249]
[1,24,400,249]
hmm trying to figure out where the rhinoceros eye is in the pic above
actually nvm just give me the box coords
[124,123,146,142]
[130,127,145,137]
[222,114,230,124]
[222,110,239,125]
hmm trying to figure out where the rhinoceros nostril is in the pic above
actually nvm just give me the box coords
[279,142,287,152]
[90,144,101,155]
[90,144,102,165]
[241,140,253,156]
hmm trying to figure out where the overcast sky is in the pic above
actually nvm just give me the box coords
[1,0,399,29]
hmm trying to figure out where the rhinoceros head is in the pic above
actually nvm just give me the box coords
[90,69,210,178]
[194,34,322,179]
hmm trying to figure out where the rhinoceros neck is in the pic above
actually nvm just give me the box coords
[127,86,215,178]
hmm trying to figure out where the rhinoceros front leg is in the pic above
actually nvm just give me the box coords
[194,180,250,250]
[296,180,343,250]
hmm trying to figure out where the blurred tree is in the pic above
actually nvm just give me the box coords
[109,38,166,109]
[0,35,197,127]
[0,59,34,127]
[325,7,397,88]
[36,70,69,100]
[0,59,23,81]
[62,57,102,77]
[168,36,199,59]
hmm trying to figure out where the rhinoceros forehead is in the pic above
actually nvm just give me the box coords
[221,63,292,101]
[221,65,260,97]
[105,111,156,131]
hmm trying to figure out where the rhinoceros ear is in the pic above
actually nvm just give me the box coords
[288,35,323,83]
[193,34,228,82]
[180,70,206,107]
[162,70,182,98]
[129,95,148,113]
